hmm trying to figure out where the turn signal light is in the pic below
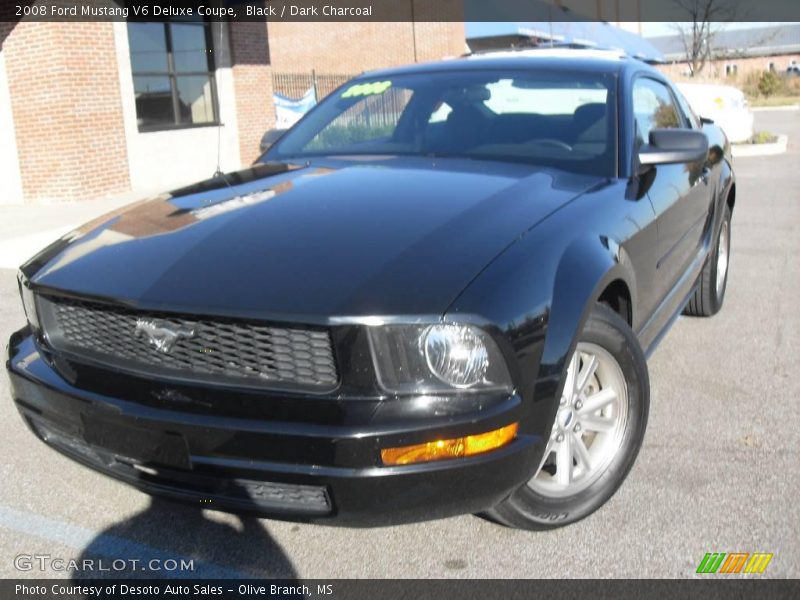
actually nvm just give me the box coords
[380,423,518,466]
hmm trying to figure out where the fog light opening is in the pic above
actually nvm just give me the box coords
[380,423,518,466]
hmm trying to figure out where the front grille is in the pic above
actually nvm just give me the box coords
[38,296,338,391]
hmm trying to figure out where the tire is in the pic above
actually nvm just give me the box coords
[485,303,649,530]
[684,204,732,317]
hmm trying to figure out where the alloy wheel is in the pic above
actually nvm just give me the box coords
[528,342,629,498]
[716,220,730,297]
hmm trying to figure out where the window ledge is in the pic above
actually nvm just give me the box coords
[137,122,223,133]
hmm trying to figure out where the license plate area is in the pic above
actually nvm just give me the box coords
[81,415,191,469]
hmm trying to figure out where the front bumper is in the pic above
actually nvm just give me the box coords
[6,328,542,526]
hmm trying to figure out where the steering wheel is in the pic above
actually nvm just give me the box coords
[532,138,573,151]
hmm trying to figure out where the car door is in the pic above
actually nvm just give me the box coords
[672,82,719,253]
[632,76,711,302]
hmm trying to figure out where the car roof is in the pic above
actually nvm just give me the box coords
[359,49,648,79]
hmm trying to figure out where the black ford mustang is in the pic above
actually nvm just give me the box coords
[7,50,734,529]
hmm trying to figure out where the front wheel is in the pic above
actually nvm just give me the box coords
[684,204,732,317]
[486,304,649,530]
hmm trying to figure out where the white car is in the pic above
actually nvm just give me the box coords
[676,82,754,143]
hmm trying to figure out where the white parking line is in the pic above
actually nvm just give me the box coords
[0,505,246,578]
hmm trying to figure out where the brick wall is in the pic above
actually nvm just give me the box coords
[0,22,14,48]
[266,1,465,72]
[229,21,275,166]
[658,54,800,82]
[2,11,465,202]
[3,22,130,203]
[411,0,467,62]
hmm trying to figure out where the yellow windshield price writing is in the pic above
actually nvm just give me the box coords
[341,81,392,98]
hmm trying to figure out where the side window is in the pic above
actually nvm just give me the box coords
[428,101,452,123]
[674,89,701,129]
[632,78,684,145]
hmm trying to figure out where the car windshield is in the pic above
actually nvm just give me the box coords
[266,69,617,177]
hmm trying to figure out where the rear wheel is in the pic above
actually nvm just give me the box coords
[486,304,649,530]
[684,205,732,317]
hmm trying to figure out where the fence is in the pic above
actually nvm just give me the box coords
[271,71,411,136]
[272,71,354,102]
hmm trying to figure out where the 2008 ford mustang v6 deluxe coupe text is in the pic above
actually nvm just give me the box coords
[7,50,734,529]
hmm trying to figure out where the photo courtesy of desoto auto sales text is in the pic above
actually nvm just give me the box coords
[0,0,798,598]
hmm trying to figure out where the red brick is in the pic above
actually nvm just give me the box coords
[4,22,129,203]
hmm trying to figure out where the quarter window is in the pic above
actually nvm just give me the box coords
[128,21,218,131]
[632,78,683,145]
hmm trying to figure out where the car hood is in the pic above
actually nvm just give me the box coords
[28,157,602,320]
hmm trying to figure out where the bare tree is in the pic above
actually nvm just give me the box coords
[671,0,740,76]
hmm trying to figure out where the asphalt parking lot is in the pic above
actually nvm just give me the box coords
[0,109,798,580]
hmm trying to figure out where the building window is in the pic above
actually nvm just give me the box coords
[127,21,218,131]
[725,64,738,77]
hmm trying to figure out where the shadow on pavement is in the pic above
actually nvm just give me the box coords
[71,495,298,579]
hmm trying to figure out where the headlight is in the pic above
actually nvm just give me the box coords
[423,324,488,388]
[368,323,512,394]
[17,271,40,330]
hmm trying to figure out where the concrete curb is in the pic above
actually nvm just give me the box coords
[732,134,788,158]
[750,105,800,112]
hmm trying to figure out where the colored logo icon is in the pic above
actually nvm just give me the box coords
[696,552,773,574]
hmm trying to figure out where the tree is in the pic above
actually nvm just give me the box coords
[671,0,739,76]
[757,71,781,97]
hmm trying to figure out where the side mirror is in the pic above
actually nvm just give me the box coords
[638,128,708,167]
[259,128,287,154]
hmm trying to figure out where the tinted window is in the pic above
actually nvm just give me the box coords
[633,78,683,145]
[128,23,168,72]
[674,89,701,129]
[268,70,617,177]
[306,87,414,151]
[127,21,218,130]
[484,78,608,115]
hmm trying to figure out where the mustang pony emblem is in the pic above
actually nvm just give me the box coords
[134,319,195,353]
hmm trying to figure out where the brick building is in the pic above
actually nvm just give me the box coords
[0,7,464,205]
[267,21,466,72]
[649,24,800,82]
